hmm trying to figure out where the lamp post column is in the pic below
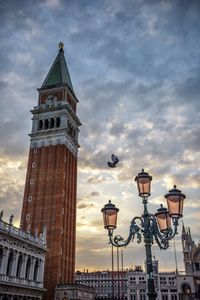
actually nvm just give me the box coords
[143,200,157,300]
[144,231,157,300]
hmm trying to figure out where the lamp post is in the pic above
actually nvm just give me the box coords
[101,169,185,300]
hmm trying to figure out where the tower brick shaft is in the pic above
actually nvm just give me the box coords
[20,44,81,300]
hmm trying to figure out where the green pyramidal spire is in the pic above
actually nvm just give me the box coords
[41,42,74,91]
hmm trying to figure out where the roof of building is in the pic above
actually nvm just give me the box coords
[41,43,73,91]
[0,213,47,251]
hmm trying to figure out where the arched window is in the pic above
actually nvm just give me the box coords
[38,120,43,131]
[0,247,3,270]
[69,124,73,136]
[45,119,49,129]
[67,120,70,130]
[16,254,23,278]
[44,119,49,130]
[25,256,31,280]
[56,117,60,128]
[50,118,55,129]
[30,178,34,185]
[28,195,32,202]
[72,129,76,138]
[6,251,14,276]
[32,162,36,168]
[182,283,192,297]
[33,259,39,281]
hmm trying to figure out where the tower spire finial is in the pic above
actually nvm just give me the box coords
[58,41,64,52]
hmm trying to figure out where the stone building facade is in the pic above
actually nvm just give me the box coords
[0,213,46,299]
[127,270,195,300]
[75,224,200,300]
[55,283,96,300]
[75,270,127,299]
[182,225,200,298]
[75,269,196,300]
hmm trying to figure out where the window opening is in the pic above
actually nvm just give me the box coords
[26,214,30,220]
[25,257,31,279]
[16,254,23,278]
[28,196,32,202]
[38,120,43,131]
[33,259,39,281]
[44,119,49,130]
[6,251,14,276]
[56,117,60,128]
[50,118,55,128]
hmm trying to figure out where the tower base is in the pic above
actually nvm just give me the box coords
[55,283,96,300]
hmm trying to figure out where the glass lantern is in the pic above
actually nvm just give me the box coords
[135,169,152,197]
[101,200,119,230]
[155,204,171,233]
[164,185,185,219]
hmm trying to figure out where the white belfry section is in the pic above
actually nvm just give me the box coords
[30,99,81,156]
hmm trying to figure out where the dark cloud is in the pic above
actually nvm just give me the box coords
[77,191,100,205]
[90,191,100,197]
[87,175,107,184]
[0,0,200,270]
[77,203,94,210]
[0,173,24,223]
[175,75,200,107]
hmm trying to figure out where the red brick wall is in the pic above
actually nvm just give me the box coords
[67,92,77,112]
[39,90,65,104]
[20,144,77,300]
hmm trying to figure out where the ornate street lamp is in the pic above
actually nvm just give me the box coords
[101,169,185,300]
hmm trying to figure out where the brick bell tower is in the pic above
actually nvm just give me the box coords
[20,42,81,299]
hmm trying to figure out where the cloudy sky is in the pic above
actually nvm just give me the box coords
[0,0,200,272]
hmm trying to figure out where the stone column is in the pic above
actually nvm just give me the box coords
[20,253,28,279]
[17,255,23,279]
[34,259,40,282]
[37,259,42,282]
[38,259,45,283]
[0,247,9,274]
[11,251,19,277]
[136,286,140,300]
[29,257,35,281]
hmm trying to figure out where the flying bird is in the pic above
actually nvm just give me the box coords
[107,154,119,168]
